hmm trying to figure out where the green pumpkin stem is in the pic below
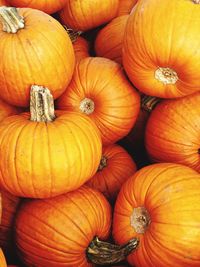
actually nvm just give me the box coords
[141,95,160,112]
[63,25,83,43]
[30,85,56,122]
[87,236,139,265]
[0,6,24,33]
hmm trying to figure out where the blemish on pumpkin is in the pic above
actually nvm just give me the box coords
[130,207,151,234]
[155,67,178,85]
[79,98,95,115]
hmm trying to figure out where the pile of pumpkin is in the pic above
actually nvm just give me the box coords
[0,0,199,266]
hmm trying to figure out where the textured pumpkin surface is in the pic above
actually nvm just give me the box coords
[15,186,112,267]
[0,99,21,123]
[86,144,137,201]
[0,0,7,5]
[0,111,102,198]
[0,249,7,267]
[113,163,200,267]
[117,0,138,16]
[73,36,90,63]
[0,8,75,107]
[95,15,128,64]
[123,0,200,98]
[59,0,119,31]
[145,92,200,172]
[56,57,140,145]
[7,0,67,14]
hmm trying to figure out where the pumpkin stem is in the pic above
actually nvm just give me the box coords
[155,67,178,85]
[130,207,151,234]
[141,95,160,112]
[0,7,24,33]
[193,0,200,3]
[63,25,83,43]
[79,98,95,115]
[30,85,56,122]
[87,236,139,265]
[98,156,107,171]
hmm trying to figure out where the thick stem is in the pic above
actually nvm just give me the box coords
[79,98,95,115]
[87,236,139,265]
[130,207,151,234]
[98,156,107,171]
[63,25,83,43]
[0,7,24,33]
[155,67,178,85]
[141,95,160,112]
[30,85,56,122]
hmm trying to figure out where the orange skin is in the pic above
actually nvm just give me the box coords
[0,0,7,5]
[15,186,112,267]
[145,92,200,173]
[113,163,200,267]
[0,249,6,267]
[73,36,90,63]
[6,0,66,14]
[0,99,21,122]
[95,15,129,65]
[123,0,200,98]
[56,57,140,146]
[0,111,102,198]
[117,0,138,16]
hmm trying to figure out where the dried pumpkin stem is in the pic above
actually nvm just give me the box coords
[98,156,108,171]
[87,236,139,265]
[0,7,24,33]
[141,95,160,112]
[155,67,178,85]
[30,85,56,122]
[131,207,151,234]
[63,25,83,43]
[79,98,95,115]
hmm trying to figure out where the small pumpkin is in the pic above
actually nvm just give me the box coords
[56,57,140,145]
[86,144,137,201]
[0,7,75,107]
[113,163,200,267]
[6,0,67,14]
[123,0,200,98]
[59,0,119,31]
[145,92,200,172]
[95,15,129,64]
[0,86,102,198]
[117,0,138,16]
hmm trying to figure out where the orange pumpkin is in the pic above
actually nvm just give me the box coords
[6,0,67,14]
[15,186,112,267]
[0,7,75,107]
[56,57,140,145]
[113,163,200,267]
[0,249,7,267]
[123,0,200,98]
[0,99,21,122]
[59,0,119,31]
[117,0,138,16]
[145,92,200,172]
[0,86,102,198]
[73,36,90,63]
[86,144,137,201]
[95,15,129,64]
[0,0,7,5]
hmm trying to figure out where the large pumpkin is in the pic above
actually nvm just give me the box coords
[95,15,129,64]
[86,144,137,201]
[117,0,138,16]
[59,0,119,31]
[113,163,200,267]
[6,0,67,14]
[145,92,200,172]
[15,186,112,267]
[0,7,75,107]
[0,86,102,198]
[123,0,200,98]
[56,57,140,145]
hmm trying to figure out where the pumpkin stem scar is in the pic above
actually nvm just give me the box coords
[0,6,24,33]
[79,98,95,115]
[98,156,107,171]
[155,67,178,85]
[63,25,83,43]
[193,0,200,3]
[87,236,139,265]
[30,85,56,122]
[131,207,151,234]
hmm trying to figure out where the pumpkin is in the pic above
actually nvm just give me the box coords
[73,36,90,63]
[6,0,67,14]
[113,163,200,267]
[14,186,112,267]
[123,0,200,98]
[59,0,119,31]
[0,7,75,107]
[0,85,102,198]
[0,249,7,267]
[86,144,137,201]
[0,0,7,6]
[95,15,129,64]
[0,99,21,122]
[56,57,140,145]
[145,92,200,172]
[117,0,138,16]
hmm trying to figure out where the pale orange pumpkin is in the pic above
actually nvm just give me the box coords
[113,163,200,267]
[117,0,138,16]
[123,0,200,98]
[0,7,75,107]
[59,0,119,31]
[95,15,129,64]
[56,57,140,145]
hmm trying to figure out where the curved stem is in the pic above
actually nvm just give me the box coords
[63,25,83,43]
[30,85,56,122]
[98,156,107,171]
[87,236,139,265]
[141,95,161,112]
[0,7,24,33]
